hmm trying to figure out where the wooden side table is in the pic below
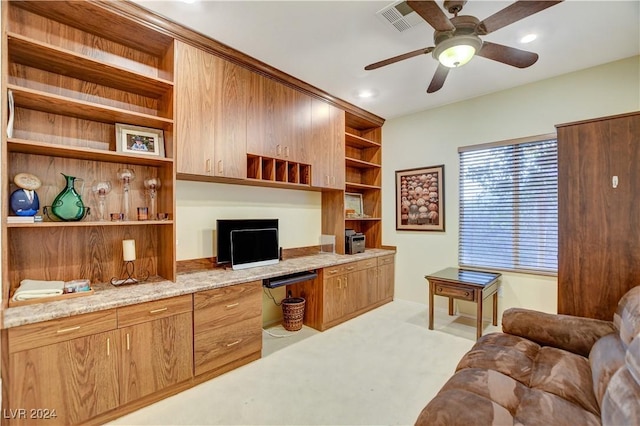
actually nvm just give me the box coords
[425,268,501,340]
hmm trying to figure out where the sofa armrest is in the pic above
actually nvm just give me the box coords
[501,308,616,357]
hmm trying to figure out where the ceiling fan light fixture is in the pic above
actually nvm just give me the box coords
[433,35,482,68]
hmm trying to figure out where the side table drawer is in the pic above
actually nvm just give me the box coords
[434,284,474,301]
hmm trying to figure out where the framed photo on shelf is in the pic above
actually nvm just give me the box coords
[395,165,444,231]
[345,192,364,218]
[116,123,165,157]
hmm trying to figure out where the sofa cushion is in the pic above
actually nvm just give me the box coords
[600,367,640,425]
[529,346,599,416]
[416,368,601,426]
[503,308,616,357]
[589,333,627,406]
[614,286,640,348]
[456,333,540,386]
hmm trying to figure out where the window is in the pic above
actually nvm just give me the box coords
[458,135,558,275]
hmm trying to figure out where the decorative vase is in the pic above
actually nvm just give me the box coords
[51,173,87,221]
[144,177,161,220]
[117,168,136,221]
[91,180,112,221]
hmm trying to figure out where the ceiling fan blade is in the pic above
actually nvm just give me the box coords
[477,1,563,35]
[427,64,449,93]
[407,0,455,32]
[477,41,538,68]
[365,47,434,71]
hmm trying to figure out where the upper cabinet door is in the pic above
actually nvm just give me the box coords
[175,41,248,179]
[212,58,249,179]
[175,41,216,176]
[311,98,345,189]
[247,74,312,164]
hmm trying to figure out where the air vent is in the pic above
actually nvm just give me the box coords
[376,1,424,33]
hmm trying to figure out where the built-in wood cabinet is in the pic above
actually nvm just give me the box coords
[247,74,312,164]
[311,98,346,189]
[3,296,194,425]
[288,256,394,331]
[117,295,193,404]
[193,281,263,377]
[175,41,249,180]
[557,112,640,320]
[4,310,120,425]
[2,1,177,305]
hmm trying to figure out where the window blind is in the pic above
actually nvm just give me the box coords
[458,137,558,275]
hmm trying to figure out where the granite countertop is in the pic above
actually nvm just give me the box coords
[2,249,395,329]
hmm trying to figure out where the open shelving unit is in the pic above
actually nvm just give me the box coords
[1,1,177,306]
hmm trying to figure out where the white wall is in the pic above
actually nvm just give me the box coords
[382,56,640,318]
[176,180,322,324]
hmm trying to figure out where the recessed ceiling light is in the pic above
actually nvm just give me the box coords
[181,0,198,3]
[520,34,537,44]
[356,90,377,99]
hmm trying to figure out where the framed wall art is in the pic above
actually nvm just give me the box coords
[396,165,444,231]
[344,192,364,218]
[116,123,165,157]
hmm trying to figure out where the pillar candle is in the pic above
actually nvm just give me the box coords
[122,239,136,261]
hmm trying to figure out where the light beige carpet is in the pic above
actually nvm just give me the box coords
[109,300,497,425]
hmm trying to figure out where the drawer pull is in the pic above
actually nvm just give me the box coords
[328,269,338,274]
[107,338,111,356]
[126,333,131,351]
[226,339,241,347]
[150,307,168,314]
[56,326,81,334]
[225,302,240,309]
[346,266,355,271]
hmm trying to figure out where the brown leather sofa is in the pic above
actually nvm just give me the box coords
[416,286,640,425]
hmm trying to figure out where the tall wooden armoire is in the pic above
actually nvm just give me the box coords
[557,111,640,320]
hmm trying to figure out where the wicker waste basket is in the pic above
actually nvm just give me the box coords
[281,297,305,331]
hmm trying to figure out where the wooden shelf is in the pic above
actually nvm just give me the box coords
[7,220,174,228]
[8,33,173,99]
[345,217,381,221]
[345,132,380,149]
[8,138,174,167]
[345,157,381,169]
[345,182,381,191]
[8,85,173,130]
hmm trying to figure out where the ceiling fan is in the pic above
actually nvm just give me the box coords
[365,0,563,93]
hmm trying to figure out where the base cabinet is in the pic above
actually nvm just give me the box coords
[288,255,394,331]
[193,281,263,377]
[2,296,194,425]
[7,330,120,426]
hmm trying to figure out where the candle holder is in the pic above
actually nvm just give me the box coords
[144,177,161,220]
[110,261,150,286]
[110,239,149,286]
[116,168,135,221]
[91,180,112,221]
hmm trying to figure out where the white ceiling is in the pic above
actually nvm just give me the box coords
[133,0,640,120]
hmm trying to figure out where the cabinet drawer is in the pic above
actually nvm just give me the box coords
[434,284,474,301]
[357,258,378,270]
[378,255,395,266]
[194,316,262,376]
[8,309,117,353]
[194,281,262,331]
[323,262,359,277]
[117,294,193,328]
